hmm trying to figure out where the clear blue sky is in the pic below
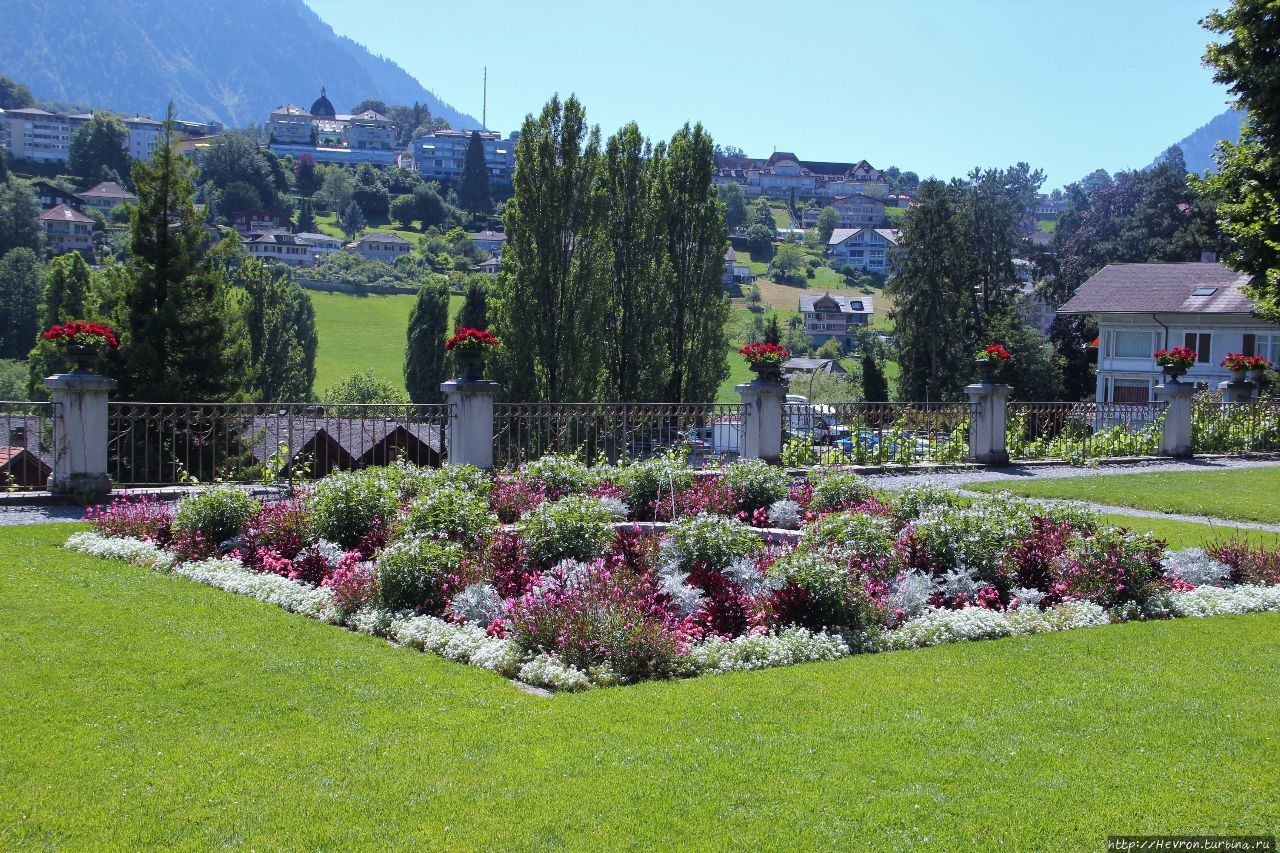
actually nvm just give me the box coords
[304,0,1231,190]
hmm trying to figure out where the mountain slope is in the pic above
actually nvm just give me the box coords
[0,0,479,129]
[1154,107,1246,175]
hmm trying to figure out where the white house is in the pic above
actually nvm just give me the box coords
[1058,261,1276,403]
[244,230,313,268]
[827,227,898,273]
[349,231,413,263]
[798,292,874,350]
[295,232,344,263]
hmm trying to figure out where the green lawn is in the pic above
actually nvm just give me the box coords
[3,522,1277,848]
[311,291,462,395]
[1101,513,1280,549]
[1037,218,1058,233]
[968,466,1280,525]
[314,211,425,245]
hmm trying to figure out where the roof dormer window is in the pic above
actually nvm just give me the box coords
[1192,287,1218,296]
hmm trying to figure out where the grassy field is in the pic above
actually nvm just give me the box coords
[311,291,462,395]
[1037,218,1058,233]
[3,522,1277,848]
[968,466,1280,525]
[314,211,425,245]
[1101,513,1280,549]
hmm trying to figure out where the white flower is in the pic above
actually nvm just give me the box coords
[1009,587,1046,610]
[518,654,592,691]
[685,627,850,675]
[659,570,706,617]
[1168,584,1280,617]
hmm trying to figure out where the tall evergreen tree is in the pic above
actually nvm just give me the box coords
[119,107,248,401]
[339,200,367,239]
[860,349,889,402]
[601,122,667,400]
[457,131,493,215]
[717,181,748,231]
[295,198,318,233]
[404,278,450,403]
[0,146,9,183]
[490,94,609,402]
[763,315,781,345]
[886,179,971,400]
[658,123,730,402]
[453,276,489,330]
[959,163,1044,329]
[0,248,41,360]
[0,181,42,256]
[39,252,91,327]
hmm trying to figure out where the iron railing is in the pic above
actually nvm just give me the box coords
[782,402,973,466]
[492,402,742,469]
[1007,402,1165,461]
[0,401,56,492]
[1192,396,1280,453]
[107,402,449,487]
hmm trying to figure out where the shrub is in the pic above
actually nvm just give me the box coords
[1208,538,1280,586]
[448,582,504,626]
[767,499,802,530]
[668,513,761,571]
[766,548,885,631]
[517,454,597,498]
[375,536,466,613]
[171,486,260,548]
[808,470,874,513]
[238,499,313,567]
[614,455,695,517]
[1054,527,1165,610]
[910,500,1034,586]
[399,486,498,546]
[310,469,401,549]
[394,462,491,501]
[83,494,173,543]
[490,476,549,524]
[322,555,376,613]
[508,558,684,682]
[516,495,617,567]
[883,485,963,523]
[1162,547,1231,588]
[720,458,791,512]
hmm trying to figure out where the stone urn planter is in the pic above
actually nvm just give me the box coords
[1162,365,1188,384]
[455,352,485,382]
[1247,367,1266,385]
[65,343,97,374]
[976,357,1000,384]
[749,361,785,383]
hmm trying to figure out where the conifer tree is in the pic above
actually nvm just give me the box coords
[295,198,318,233]
[118,107,248,401]
[457,131,493,215]
[860,349,889,402]
[453,276,489,330]
[339,199,367,240]
[404,278,449,403]
[0,248,41,360]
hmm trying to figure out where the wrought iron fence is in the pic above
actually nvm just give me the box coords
[781,402,973,467]
[1192,395,1280,453]
[492,403,743,469]
[1007,402,1165,461]
[107,402,449,487]
[0,401,56,492]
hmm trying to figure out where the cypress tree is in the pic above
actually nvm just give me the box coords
[404,278,449,403]
[39,252,92,327]
[453,276,489,330]
[457,131,492,215]
[763,315,781,345]
[119,106,248,401]
[0,247,41,360]
[861,350,889,402]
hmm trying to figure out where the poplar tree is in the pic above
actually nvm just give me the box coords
[457,131,493,215]
[658,123,730,402]
[490,94,608,402]
[404,278,449,403]
[601,122,667,400]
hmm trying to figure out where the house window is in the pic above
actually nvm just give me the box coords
[1107,330,1154,359]
[1244,333,1280,361]
[1183,333,1212,363]
[1111,379,1150,404]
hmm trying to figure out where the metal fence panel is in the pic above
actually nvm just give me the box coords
[1007,402,1165,461]
[781,401,973,466]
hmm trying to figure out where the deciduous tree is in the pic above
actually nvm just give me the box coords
[68,114,130,186]
[39,252,91,327]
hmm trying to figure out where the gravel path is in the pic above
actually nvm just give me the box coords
[0,504,91,526]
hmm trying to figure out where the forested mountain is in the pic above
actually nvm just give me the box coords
[0,0,479,129]
[1153,108,1246,175]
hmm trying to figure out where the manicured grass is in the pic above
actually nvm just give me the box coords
[3,522,1278,848]
[314,211,425,245]
[968,466,1280,525]
[1100,513,1280,549]
[310,291,462,395]
[885,205,907,222]
[1037,218,1058,233]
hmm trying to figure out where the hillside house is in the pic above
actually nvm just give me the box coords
[30,180,83,211]
[799,292,874,350]
[78,181,136,213]
[37,205,93,256]
[1058,261,1275,403]
[801,194,887,229]
[349,232,413,263]
[827,227,898,273]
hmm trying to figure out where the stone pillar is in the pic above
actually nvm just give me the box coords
[44,372,117,495]
[1154,381,1195,457]
[1217,378,1256,404]
[440,379,500,469]
[736,379,787,464]
[965,382,1012,465]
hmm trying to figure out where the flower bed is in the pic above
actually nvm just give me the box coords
[67,458,1280,691]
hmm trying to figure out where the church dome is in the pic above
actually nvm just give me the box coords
[309,86,336,118]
